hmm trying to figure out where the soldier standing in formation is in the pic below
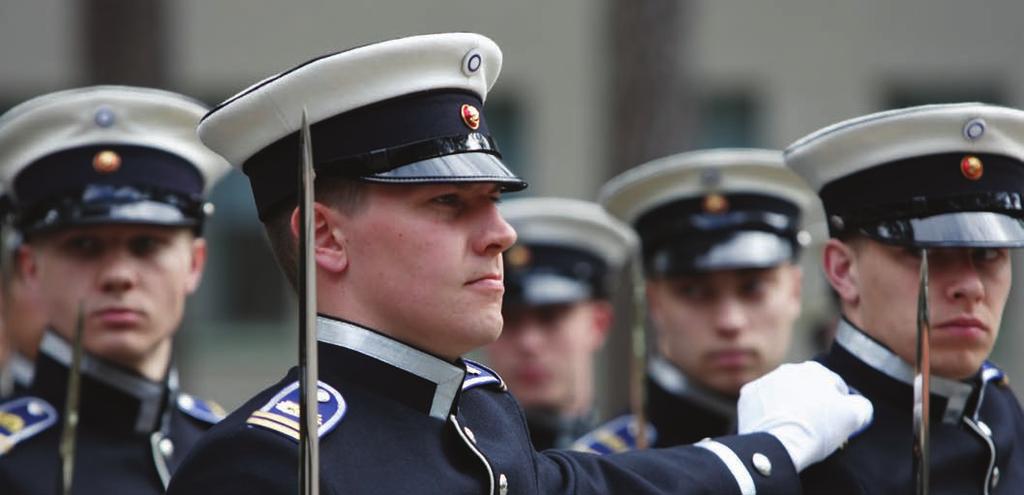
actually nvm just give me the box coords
[0,86,230,493]
[167,33,871,495]
[787,103,1024,494]
[486,197,634,450]
[577,149,815,451]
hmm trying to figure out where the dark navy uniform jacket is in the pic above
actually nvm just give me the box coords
[573,357,736,454]
[646,357,737,447]
[0,331,223,494]
[523,409,596,451]
[801,319,1024,494]
[168,316,802,495]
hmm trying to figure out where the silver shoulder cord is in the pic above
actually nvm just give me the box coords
[298,108,320,495]
[913,249,931,495]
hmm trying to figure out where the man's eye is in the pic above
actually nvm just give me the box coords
[432,194,463,207]
[740,279,766,297]
[64,237,102,256]
[672,284,707,300]
[128,236,163,256]
[973,248,1002,262]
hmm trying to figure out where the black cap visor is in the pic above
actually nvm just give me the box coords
[647,230,796,275]
[506,272,593,306]
[361,152,527,191]
[19,185,203,236]
[864,211,1024,248]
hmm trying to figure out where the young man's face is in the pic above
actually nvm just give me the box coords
[337,182,516,360]
[646,264,802,396]
[834,239,1011,380]
[22,224,205,373]
[487,300,611,414]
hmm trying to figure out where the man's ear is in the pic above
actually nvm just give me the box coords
[184,237,207,294]
[822,238,859,307]
[290,202,349,274]
[17,245,39,290]
[587,300,614,350]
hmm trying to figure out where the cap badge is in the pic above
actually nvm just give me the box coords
[700,168,722,188]
[92,150,122,174]
[963,118,987,141]
[506,244,531,268]
[960,155,983,181]
[702,193,729,214]
[461,104,481,130]
[94,107,116,128]
[462,49,483,76]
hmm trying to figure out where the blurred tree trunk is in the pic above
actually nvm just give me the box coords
[81,0,166,86]
[607,0,695,176]
[598,0,695,421]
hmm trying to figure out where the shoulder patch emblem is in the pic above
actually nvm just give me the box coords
[463,359,507,391]
[982,362,1008,388]
[0,397,58,456]
[177,393,227,424]
[570,414,657,455]
[246,381,345,442]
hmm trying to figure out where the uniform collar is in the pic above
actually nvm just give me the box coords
[648,355,736,417]
[316,316,466,420]
[34,330,173,434]
[834,318,975,424]
[8,351,35,389]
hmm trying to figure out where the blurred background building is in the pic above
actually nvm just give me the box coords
[2,0,1023,414]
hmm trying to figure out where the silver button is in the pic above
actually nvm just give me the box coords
[463,426,476,443]
[159,437,175,458]
[977,420,993,438]
[752,452,772,477]
[991,466,1001,489]
[498,473,508,495]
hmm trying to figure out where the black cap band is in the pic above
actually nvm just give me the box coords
[821,152,1024,239]
[504,244,609,306]
[241,90,526,220]
[11,144,206,235]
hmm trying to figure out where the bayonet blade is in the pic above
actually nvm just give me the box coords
[913,249,931,495]
[297,108,319,495]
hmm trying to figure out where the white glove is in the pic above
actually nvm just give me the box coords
[738,361,873,472]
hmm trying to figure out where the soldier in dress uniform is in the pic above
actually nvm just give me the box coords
[485,197,634,450]
[785,103,1024,494]
[576,149,816,452]
[0,86,230,494]
[166,33,872,495]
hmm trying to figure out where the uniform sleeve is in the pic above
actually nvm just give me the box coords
[167,426,300,495]
[538,432,801,495]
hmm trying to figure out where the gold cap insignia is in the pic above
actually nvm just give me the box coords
[461,104,481,130]
[506,244,531,268]
[702,193,729,214]
[960,155,983,181]
[92,150,121,174]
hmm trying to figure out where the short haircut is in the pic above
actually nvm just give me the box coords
[262,177,367,290]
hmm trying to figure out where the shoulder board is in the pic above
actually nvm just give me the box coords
[981,361,1009,388]
[463,359,507,392]
[570,414,657,455]
[177,393,227,424]
[0,396,58,457]
[246,381,346,442]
